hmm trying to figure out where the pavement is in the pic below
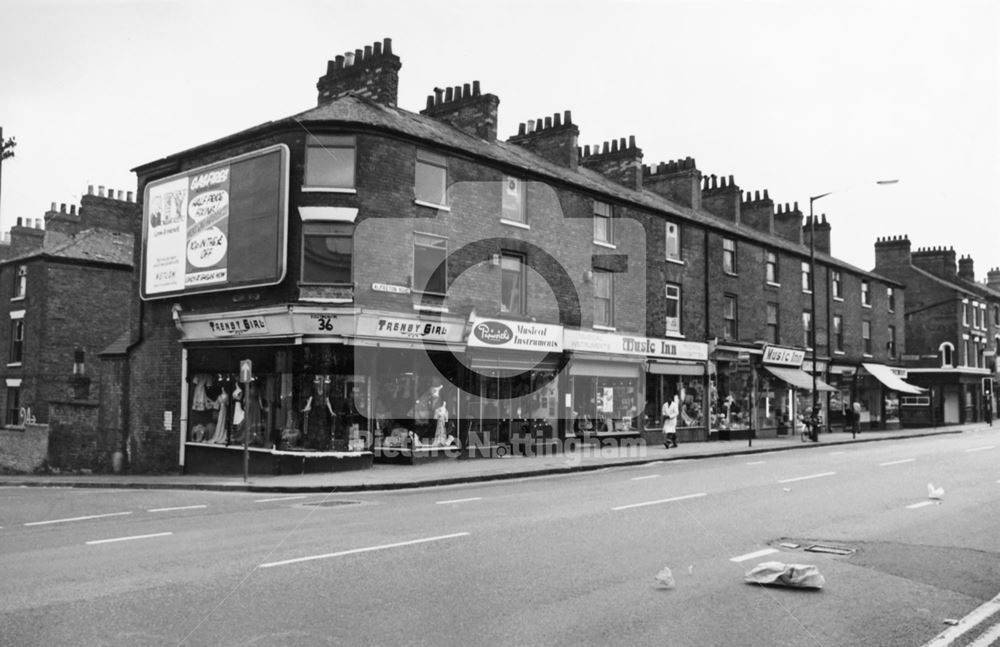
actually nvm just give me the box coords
[0,423,994,493]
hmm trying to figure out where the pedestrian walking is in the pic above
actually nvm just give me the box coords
[852,400,862,435]
[662,395,679,448]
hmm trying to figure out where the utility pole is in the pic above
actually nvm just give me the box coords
[0,127,17,222]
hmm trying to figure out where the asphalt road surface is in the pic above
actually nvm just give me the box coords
[2,429,999,646]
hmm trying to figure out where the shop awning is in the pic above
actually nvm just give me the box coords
[569,360,642,378]
[862,363,926,395]
[764,366,837,391]
[648,361,705,376]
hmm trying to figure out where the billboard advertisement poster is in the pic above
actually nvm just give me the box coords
[141,144,289,299]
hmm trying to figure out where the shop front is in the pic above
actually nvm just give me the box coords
[859,363,925,430]
[905,368,992,426]
[711,345,758,440]
[754,345,836,439]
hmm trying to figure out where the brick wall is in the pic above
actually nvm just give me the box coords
[0,423,49,473]
[47,399,103,471]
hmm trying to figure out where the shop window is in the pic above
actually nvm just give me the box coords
[304,134,355,190]
[801,261,812,292]
[665,222,681,261]
[802,310,812,348]
[861,280,871,307]
[722,238,736,274]
[413,233,447,295]
[12,264,26,300]
[302,222,353,285]
[9,314,24,365]
[645,373,704,431]
[862,321,872,355]
[765,251,778,284]
[665,283,681,335]
[593,269,613,327]
[888,325,897,358]
[593,201,613,245]
[766,303,779,344]
[939,342,954,367]
[712,360,753,433]
[573,372,640,434]
[415,149,448,206]
[723,294,738,339]
[501,176,526,224]
[500,252,526,315]
[5,386,19,426]
[831,271,842,300]
[887,286,895,312]
[833,314,844,352]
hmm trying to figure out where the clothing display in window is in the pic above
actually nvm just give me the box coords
[191,374,212,412]
[303,376,334,450]
[208,389,230,444]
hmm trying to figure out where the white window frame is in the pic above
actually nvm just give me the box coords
[303,134,357,192]
[593,201,614,246]
[412,232,448,295]
[862,320,872,356]
[593,269,614,328]
[499,252,526,315]
[723,294,738,339]
[939,341,955,367]
[665,222,681,262]
[886,286,895,312]
[861,280,871,308]
[722,238,736,275]
[801,261,812,293]
[766,302,779,344]
[833,314,844,353]
[765,251,778,285]
[12,264,26,301]
[831,270,842,300]
[415,149,449,209]
[665,283,681,336]
[501,176,527,226]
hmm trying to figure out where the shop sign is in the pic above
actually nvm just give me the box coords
[356,313,463,343]
[563,329,707,361]
[762,345,805,367]
[372,282,411,294]
[468,318,563,352]
[890,367,908,378]
[208,316,268,337]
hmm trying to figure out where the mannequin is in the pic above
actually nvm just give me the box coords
[208,387,230,444]
[303,375,334,450]
[433,401,449,446]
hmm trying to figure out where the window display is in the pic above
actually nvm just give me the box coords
[644,373,704,432]
[572,374,639,434]
[712,359,753,432]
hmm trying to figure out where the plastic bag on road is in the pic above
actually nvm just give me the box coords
[654,566,676,589]
[744,561,825,589]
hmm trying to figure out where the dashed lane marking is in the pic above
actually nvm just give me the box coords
[612,492,707,511]
[777,472,836,484]
[746,461,766,465]
[964,446,995,453]
[148,505,207,513]
[254,495,309,503]
[730,548,779,563]
[259,532,471,568]
[25,511,133,526]
[86,532,173,545]
[435,497,483,504]
[629,475,660,481]
[880,459,916,466]
[907,501,936,509]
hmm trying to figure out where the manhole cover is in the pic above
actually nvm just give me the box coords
[804,544,854,556]
[299,500,362,507]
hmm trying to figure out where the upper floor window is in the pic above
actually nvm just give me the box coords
[593,201,613,245]
[301,215,353,285]
[723,294,738,339]
[887,286,895,312]
[766,302,779,344]
[722,238,736,274]
[415,150,447,207]
[974,303,983,329]
[802,310,812,348]
[831,271,842,300]
[665,222,681,261]
[994,305,1000,326]
[593,269,613,327]
[9,311,24,365]
[861,280,871,307]
[765,251,778,284]
[888,325,897,358]
[413,233,447,295]
[304,135,356,190]
[862,321,872,355]
[12,264,26,300]
[665,283,681,335]
[500,252,526,315]
[833,314,844,352]
[801,261,812,292]
[940,342,954,367]
[963,339,971,366]
[501,176,526,224]
[962,300,969,326]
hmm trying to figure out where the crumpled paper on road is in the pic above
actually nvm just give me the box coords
[654,566,675,589]
[744,561,825,589]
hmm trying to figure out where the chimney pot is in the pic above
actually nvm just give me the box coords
[87,185,94,195]
[50,201,57,212]
[98,185,106,197]
[60,203,66,213]
[127,191,134,202]
[473,80,481,96]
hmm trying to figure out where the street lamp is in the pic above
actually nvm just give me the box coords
[807,180,898,441]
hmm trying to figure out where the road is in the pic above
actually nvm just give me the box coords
[1,430,999,646]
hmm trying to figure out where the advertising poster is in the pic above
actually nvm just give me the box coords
[184,164,230,287]
[145,176,188,294]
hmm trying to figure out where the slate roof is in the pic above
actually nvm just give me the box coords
[2,228,134,267]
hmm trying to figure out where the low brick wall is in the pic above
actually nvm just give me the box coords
[0,423,50,473]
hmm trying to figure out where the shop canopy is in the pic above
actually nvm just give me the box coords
[862,363,926,395]
[764,366,837,391]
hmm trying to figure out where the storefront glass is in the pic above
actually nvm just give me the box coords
[755,371,792,435]
[644,373,705,434]
[711,358,754,433]
[572,373,640,434]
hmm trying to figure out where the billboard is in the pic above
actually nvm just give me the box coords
[140,144,289,299]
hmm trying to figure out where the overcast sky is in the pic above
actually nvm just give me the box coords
[1,0,997,274]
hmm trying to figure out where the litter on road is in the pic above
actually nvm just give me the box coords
[744,561,825,589]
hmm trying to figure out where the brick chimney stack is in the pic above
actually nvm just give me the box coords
[701,174,741,223]
[958,254,975,281]
[508,111,580,170]
[644,158,702,209]
[802,214,831,255]
[316,38,401,107]
[986,267,1000,292]
[873,235,912,272]
[772,202,803,244]
[740,189,774,235]
[9,216,45,255]
[911,246,957,279]
[421,81,500,142]
[579,136,643,190]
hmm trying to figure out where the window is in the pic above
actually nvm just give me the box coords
[12,264,26,300]
[862,321,872,355]
[302,222,353,284]
[500,253,526,315]
[593,269,613,327]
[888,325,897,358]
[994,305,999,326]
[5,386,19,426]
[940,342,954,367]
[415,150,447,206]
[723,294,738,339]
[665,222,681,261]
[861,280,871,307]
[593,201,613,244]
[665,283,681,335]
[801,261,812,292]
[722,238,736,274]
[887,286,895,312]
[962,300,969,326]
[413,233,447,294]
[9,318,23,364]
[802,310,812,348]
[304,135,356,190]
[831,271,842,300]
[766,303,779,344]
[765,251,778,284]
[963,339,970,366]
[975,303,983,329]
[501,176,526,224]
[833,314,844,352]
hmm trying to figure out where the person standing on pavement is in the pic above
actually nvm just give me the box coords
[662,394,679,449]
[852,400,862,435]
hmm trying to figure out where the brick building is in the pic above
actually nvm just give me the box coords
[125,38,909,474]
[874,237,1000,424]
[0,187,138,470]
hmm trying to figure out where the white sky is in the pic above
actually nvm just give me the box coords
[1,0,998,274]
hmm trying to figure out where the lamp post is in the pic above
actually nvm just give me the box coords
[807,180,898,441]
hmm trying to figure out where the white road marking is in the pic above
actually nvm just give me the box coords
[967,620,1000,647]
[920,592,1000,646]
[746,461,766,465]
[612,492,707,511]
[906,501,936,509]
[964,445,995,453]
[629,475,660,481]
[879,459,915,467]
[435,497,482,505]
[147,505,207,513]
[777,471,836,484]
[86,532,173,545]
[25,511,133,526]
[259,532,471,568]
[730,548,779,563]
[829,451,846,455]
[254,495,309,503]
